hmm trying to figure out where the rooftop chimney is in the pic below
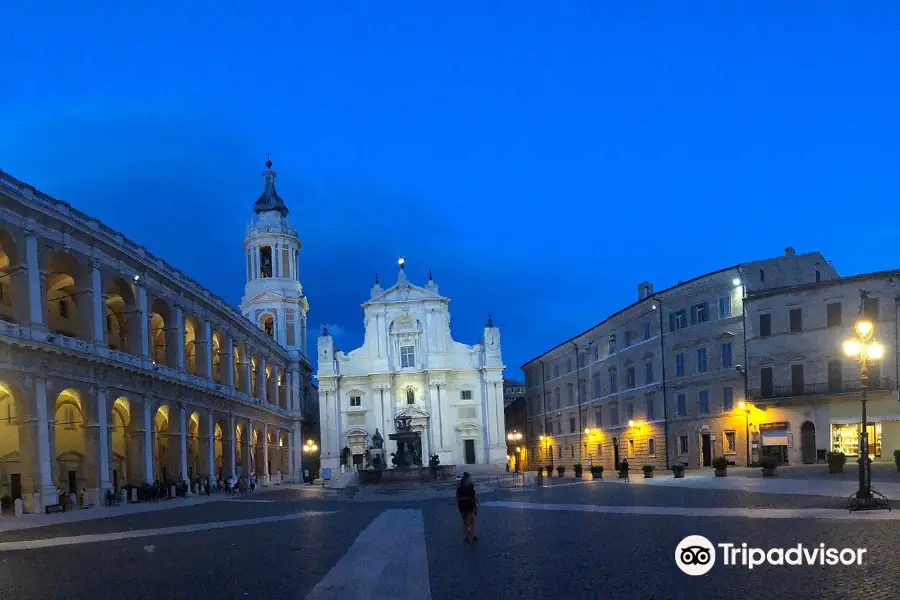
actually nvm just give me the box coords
[784,246,796,257]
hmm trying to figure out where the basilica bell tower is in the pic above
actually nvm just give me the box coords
[240,156,309,358]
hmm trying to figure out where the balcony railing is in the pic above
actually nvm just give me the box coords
[750,377,895,401]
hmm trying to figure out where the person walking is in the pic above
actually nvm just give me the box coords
[456,472,478,544]
[621,458,630,483]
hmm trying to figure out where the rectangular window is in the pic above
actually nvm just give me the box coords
[577,352,585,368]
[259,246,273,278]
[676,393,687,417]
[827,302,842,328]
[566,358,573,373]
[759,268,765,282]
[692,302,709,324]
[349,395,361,407]
[609,370,617,393]
[595,411,602,428]
[759,313,771,337]
[724,431,736,454]
[567,385,574,405]
[698,390,710,415]
[644,362,653,384]
[596,443,603,457]
[558,445,562,457]
[627,403,634,421]
[679,435,689,455]
[718,296,732,318]
[626,367,636,389]
[59,300,69,319]
[670,310,687,331]
[555,389,561,409]
[723,387,734,412]
[646,397,654,420]
[608,335,616,354]
[593,345,599,362]
[569,417,576,434]
[675,353,685,377]
[593,378,601,399]
[624,330,632,347]
[791,364,805,395]
[828,360,843,393]
[627,439,635,458]
[579,383,587,403]
[789,308,802,332]
[643,322,651,340]
[400,345,416,368]
[648,438,656,457]
[460,390,472,400]
[761,367,774,398]
[697,348,708,373]
[553,364,559,378]
[721,342,733,368]
[864,297,879,320]
[609,402,619,426]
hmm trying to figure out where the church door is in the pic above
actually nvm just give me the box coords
[464,440,476,464]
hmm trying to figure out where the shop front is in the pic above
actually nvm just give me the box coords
[831,422,882,460]
[759,421,790,465]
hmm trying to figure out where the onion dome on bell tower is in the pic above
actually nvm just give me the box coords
[252,155,289,218]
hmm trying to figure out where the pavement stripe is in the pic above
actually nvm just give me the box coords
[482,501,900,520]
[304,509,432,600]
[0,510,336,552]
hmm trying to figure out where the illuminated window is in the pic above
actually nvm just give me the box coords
[724,431,736,454]
[627,439,635,458]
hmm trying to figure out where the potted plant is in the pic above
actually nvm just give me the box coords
[557,465,566,477]
[760,457,778,476]
[618,462,629,478]
[573,463,583,478]
[545,465,553,477]
[590,465,604,478]
[712,456,729,477]
[671,463,686,478]
[827,451,847,474]
[642,464,655,478]
[894,449,900,472]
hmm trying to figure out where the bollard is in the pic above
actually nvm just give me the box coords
[131,488,138,503]
[69,493,77,509]
[170,485,176,499]
[14,498,23,517]
[121,489,128,504]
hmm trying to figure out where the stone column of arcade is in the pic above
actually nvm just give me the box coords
[128,397,151,485]
[227,414,237,478]
[262,428,270,485]
[83,386,112,508]
[243,421,253,477]
[20,377,58,512]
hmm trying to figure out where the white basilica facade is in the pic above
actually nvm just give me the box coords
[317,262,506,471]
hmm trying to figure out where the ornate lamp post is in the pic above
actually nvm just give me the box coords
[303,440,319,484]
[843,291,889,511]
[507,430,523,471]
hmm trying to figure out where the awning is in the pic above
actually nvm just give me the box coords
[761,430,789,446]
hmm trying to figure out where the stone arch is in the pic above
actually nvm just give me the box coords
[0,227,21,323]
[183,315,201,375]
[250,354,260,397]
[53,387,88,496]
[105,276,139,355]
[211,330,225,383]
[153,405,171,481]
[187,411,201,480]
[43,251,90,340]
[234,423,245,474]
[149,298,173,367]
[0,379,29,505]
[232,342,244,391]
[214,422,224,477]
[259,312,275,339]
[110,396,134,489]
[252,423,263,475]
[265,363,276,404]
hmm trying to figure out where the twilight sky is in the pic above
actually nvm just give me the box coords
[1,3,899,376]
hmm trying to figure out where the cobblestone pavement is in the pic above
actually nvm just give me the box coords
[0,483,897,600]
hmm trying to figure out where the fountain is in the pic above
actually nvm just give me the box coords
[357,415,455,484]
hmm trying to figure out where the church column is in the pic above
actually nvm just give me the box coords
[136,280,150,358]
[173,305,185,371]
[90,258,105,344]
[256,357,267,403]
[222,333,235,388]
[24,230,45,328]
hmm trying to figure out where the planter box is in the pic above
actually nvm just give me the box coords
[643,472,653,478]
[828,465,843,474]
[673,471,685,479]
[762,468,777,477]
[714,469,727,477]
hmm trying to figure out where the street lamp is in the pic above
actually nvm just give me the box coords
[507,430,524,471]
[737,401,751,467]
[843,290,889,511]
[303,440,318,454]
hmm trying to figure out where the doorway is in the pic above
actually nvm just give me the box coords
[113,469,118,492]
[701,434,712,467]
[800,421,816,464]
[10,474,21,501]
[612,438,620,470]
[464,439,476,464]
[67,470,77,495]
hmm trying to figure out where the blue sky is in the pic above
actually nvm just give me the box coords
[2,2,899,375]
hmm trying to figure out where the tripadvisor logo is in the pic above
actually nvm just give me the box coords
[675,536,867,576]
